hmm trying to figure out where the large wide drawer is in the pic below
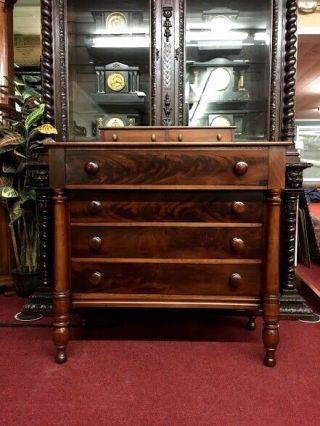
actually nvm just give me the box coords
[69,191,265,224]
[65,148,269,188]
[71,225,263,259]
[100,127,234,143]
[71,261,262,296]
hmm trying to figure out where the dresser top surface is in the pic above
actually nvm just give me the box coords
[45,141,291,148]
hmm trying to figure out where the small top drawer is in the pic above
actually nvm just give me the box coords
[65,147,269,188]
[100,127,234,143]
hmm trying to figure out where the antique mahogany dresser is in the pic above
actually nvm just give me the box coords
[46,127,288,366]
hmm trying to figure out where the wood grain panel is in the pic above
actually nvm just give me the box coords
[66,148,269,187]
[72,293,260,309]
[71,225,263,259]
[69,190,265,223]
[100,126,234,142]
[71,261,262,296]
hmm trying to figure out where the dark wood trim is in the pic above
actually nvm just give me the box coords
[151,0,157,125]
[41,0,54,124]
[269,0,284,141]
[281,189,298,292]
[52,0,68,141]
[299,190,320,263]
[282,0,297,143]
[161,2,174,125]
[296,274,320,315]
[177,0,185,126]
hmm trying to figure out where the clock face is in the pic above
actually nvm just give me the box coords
[298,1,318,12]
[107,72,126,92]
[209,68,232,91]
[106,117,125,127]
[106,12,127,33]
[210,115,232,127]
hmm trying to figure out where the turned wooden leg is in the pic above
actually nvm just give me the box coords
[263,295,279,367]
[53,189,70,363]
[245,311,256,331]
[263,190,281,367]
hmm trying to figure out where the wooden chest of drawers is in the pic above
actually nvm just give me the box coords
[46,133,287,367]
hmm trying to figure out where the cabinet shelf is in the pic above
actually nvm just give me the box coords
[90,92,146,106]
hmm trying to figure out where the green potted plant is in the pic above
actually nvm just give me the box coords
[0,78,57,297]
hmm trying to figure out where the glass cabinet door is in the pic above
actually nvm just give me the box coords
[185,0,271,140]
[67,0,151,140]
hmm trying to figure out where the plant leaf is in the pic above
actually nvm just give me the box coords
[1,186,19,198]
[0,176,13,187]
[2,163,18,173]
[13,76,25,86]
[0,132,25,153]
[9,201,24,223]
[24,95,41,108]
[25,103,45,131]
[37,123,58,135]
[22,86,40,100]
[28,124,57,141]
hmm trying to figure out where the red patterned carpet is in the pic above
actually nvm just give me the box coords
[309,203,320,246]
[309,202,320,220]
[0,295,319,426]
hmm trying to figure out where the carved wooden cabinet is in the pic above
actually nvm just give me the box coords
[47,0,287,140]
[46,131,288,365]
[38,1,313,323]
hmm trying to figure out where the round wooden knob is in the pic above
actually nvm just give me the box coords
[89,201,102,214]
[151,134,157,142]
[89,271,102,286]
[84,161,99,175]
[234,161,248,176]
[112,133,118,141]
[231,201,246,215]
[216,133,223,141]
[229,273,244,288]
[89,236,102,250]
[231,237,245,253]
[178,133,183,142]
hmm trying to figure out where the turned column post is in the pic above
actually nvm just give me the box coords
[52,189,70,363]
[263,190,281,367]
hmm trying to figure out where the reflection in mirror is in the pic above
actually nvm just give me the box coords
[296,123,320,182]
[185,0,271,140]
[13,0,41,91]
[67,0,151,140]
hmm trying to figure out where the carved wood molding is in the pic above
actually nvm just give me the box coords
[41,0,54,125]
[151,0,157,125]
[163,7,173,42]
[282,0,298,142]
[177,0,185,126]
[58,0,68,141]
[281,190,298,291]
[162,2,174,126]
